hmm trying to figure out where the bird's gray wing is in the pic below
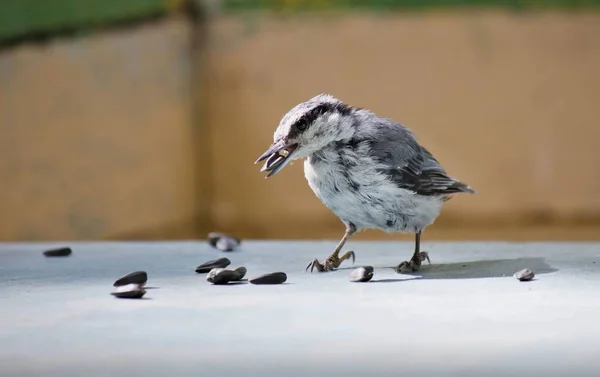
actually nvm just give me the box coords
[367,121,474,197]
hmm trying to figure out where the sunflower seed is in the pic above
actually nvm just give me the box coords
[206,268,225,282]
[262,154,285,172]
[208,232,241,248]
[348,266,374,282]
[233,266,247,280]
[43,247,72,257]
[249,272,287,285]
[195,257,231,273]
[111,283,146,299]
[208,269,241,285]
[514,268,535,281]
[215,237,238,252]
[113,271,148,287]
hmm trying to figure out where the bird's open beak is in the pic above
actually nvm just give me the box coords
[254,140,299,178]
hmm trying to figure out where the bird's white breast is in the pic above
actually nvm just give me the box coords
[303,148,444,233]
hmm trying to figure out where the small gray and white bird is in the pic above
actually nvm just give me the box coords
[255,94,475,273]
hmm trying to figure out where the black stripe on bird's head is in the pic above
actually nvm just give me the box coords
[286,99,353,139]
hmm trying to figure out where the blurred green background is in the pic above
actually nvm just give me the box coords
[2,0,600,44]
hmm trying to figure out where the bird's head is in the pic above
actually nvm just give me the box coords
[255,93,356,178]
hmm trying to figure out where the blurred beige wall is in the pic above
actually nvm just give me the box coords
[0,15,209,241]
[1,9,600,241]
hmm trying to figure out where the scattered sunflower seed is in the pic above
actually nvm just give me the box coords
[206,268,225,282]
[207,268,241,285]
[514,268,535,282]
[208,267,246,284]
[249,272,287,285]
[348,266,374,282]
[43,247,72,257]
[215,237,238,252]
[195,257,231,273]
[208,232,241,249]
[233,266,247,280]
[114,271,148,287]
[111,283,146,299]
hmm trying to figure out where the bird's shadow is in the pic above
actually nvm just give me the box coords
[210,281,292,286]
[338,257,558,280]
[370,278,418,283]
[391,257,558,280]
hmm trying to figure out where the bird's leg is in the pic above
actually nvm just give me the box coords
[306,223,356,273]
[395,231,431,273]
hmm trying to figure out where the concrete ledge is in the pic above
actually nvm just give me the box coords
[1,241,599,377]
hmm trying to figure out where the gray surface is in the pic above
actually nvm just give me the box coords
[1,240,599,377]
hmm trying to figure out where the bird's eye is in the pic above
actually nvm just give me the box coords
[295,122,308,132]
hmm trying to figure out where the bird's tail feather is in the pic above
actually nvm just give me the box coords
[449,180,476,194]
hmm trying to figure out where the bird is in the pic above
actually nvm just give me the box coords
[255,94,475,273]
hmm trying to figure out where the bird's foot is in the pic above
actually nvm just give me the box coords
[395,251,431,273]
[305,250,356,273]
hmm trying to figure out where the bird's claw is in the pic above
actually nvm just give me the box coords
[305,250,356,273]
[305,258,328,273]
[418,251,431,264]
[395,251,431,273]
